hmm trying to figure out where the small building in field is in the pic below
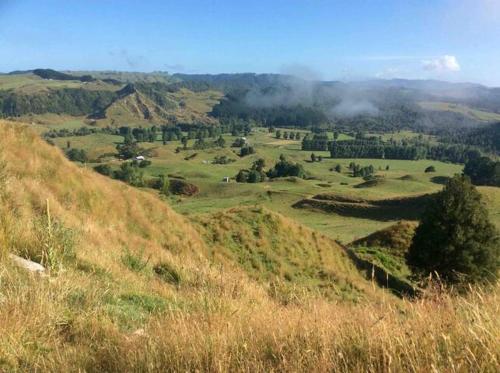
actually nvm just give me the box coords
[222,176,230,183]
[135,155,145,161]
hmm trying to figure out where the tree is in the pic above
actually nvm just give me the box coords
[215,136,226,148]
[181,136,188,150]
[464,156,500,186]
[252,158,266,172]
[114,162,144,187]
[275,130,282,139]
[93,164,112,176]
[236,169,249,183]
[240,146,255,157]
[310,153,317,162]
[407,175,499,285]
[334,164,342,173]
[116,140,142,160]
[267,155,306,179]
[247,169,262,183]
[66,148,87,163]
[425,166,436,173]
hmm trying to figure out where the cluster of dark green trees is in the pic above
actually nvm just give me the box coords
[300,130,495,164]
[464,155,500,186]
[407,175,499,286]
[310,153,323,162]
[304,137,484,164]
[439,122,500,154]
[301,133,330,151]
[348,162,375,178]
[191,136,226,150]
[211,92,328,128]
[239,146,255,157]
[44,126,103,139]
[0,88,116,117]
[65,148,88,163]
[329,140,428,160]
[236,155,306,183]
[212,155,235,164]
[161,124,225,143]
[275,130,301,140]
[94,160,148,187]
[116,137,144,159]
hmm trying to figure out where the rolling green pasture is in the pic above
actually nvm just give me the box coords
[419,101,500,122]
[0,73,117,93]
[50,126,498,243]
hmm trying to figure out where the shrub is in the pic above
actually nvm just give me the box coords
[236,170,249,183]
[138,160,152,168]
[151,174,170,196]
[169,179,199,196]
[154,262,182,285]
[240,146,255,157]
[114,162,144,187]
[425,166,436,173]
[65,148,88,163]
[93,164,113,176]
[20,203,75,273]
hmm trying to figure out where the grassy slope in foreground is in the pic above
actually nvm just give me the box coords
[0,120,498,371]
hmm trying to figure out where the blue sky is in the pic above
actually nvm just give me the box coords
[1,0,500,85]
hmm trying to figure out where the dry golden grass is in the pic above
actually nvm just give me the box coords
[0,120,498,372]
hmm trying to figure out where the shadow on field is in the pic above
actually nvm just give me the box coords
[292,193,434,221]
[430,176,449,185]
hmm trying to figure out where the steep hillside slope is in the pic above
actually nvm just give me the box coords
[0,73,222,126]
[94,85,222,126]
[194,207,380,300]
[0,120,378,300]
[0,121,498,371]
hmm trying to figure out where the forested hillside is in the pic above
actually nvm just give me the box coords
[2,70,500,133]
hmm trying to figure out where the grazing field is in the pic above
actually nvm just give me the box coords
[419,101,500,122]
[46,126,496,243]
[0,73,116,92]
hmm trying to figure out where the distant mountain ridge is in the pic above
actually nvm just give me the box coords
[1,68,499,129]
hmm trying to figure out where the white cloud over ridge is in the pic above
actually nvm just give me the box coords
[422,55,461,72]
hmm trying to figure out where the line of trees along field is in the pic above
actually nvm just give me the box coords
[301,133,491,164]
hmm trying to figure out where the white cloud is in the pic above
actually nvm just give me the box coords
[422,55,461,72]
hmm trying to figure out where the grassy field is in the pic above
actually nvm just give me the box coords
[47,126,497,243]
[0,120,498,371]
[419,101,500,122]
[0,73,117,93]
